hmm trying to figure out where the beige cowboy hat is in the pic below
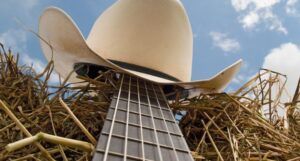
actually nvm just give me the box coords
[39,0,242,92]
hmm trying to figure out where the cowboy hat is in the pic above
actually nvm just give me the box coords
[39,0,242,92]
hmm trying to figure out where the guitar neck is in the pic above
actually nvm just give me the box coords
[93,74,193,161]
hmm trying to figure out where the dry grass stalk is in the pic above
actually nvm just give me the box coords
[0,100,55,161]
[5,132,94,153]
[0,44,115,160]
[286,78,300,139]
[171,69,300,160]
[0,42,299,161]
[59,97,97,145]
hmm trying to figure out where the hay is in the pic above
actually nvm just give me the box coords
[0,44,116,160]
[0,43,299,161]
[171,69,300,160]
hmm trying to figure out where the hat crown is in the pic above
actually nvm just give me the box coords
[87,0,193,81]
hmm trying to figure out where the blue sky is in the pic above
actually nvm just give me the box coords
[1,0,300,94]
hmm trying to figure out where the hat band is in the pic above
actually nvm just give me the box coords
[108,59,180,82]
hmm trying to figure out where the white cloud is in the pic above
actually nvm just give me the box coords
[286,0,299,16]
[0,29,27,52]
[210,32,241,53]
[22,54,60,84]
[241,11,260,29]
[262,43,300,100]
[232,0,279,11]
[0,0,39,11]
[0,0,40,26]
[231,0,251,11]
[0,29,60,84]
[24,0,39,9]
[231,0,288,34]
[0,1,59,84]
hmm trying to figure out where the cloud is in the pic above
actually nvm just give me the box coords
[286,0,299,16]
[241,11,260,29]
[262,43,300,100]
[0,29,27,52]
[0,29,60,84]
[22,54,60,84]
[24,0,39,9]
[210,32,241,53]
[0,0,39,11]
[0,0,40,25]
[231,0,288,34]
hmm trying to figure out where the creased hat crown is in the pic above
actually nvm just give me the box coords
[86,0,193,81]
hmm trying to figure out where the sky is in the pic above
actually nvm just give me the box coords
[1,0,300,96]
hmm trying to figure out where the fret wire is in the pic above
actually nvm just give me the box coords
[156,86,176,121]
[123,76,131,161]
[150,83,180,161]
[157,86,194,161]
[93,74,194,161]
[103,74,125,161]
[137,78,146,161]
[97,132,190,152]
[97,150,144,161]
[144,81,163,161]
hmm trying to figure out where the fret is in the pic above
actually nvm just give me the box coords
[93,75,194,161]
[123,76,131,160]
[104,74,125,161]
[150,83,178,161]
[143,80,164,161]
[136,78,146,161]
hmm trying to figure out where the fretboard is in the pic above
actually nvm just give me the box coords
[93,74,193,161]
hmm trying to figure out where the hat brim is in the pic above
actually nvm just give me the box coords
[39,7,242,92]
